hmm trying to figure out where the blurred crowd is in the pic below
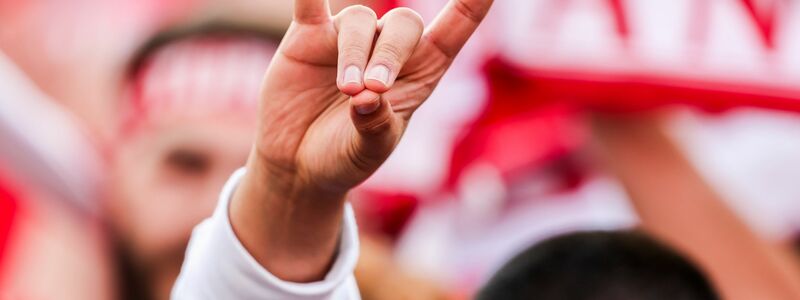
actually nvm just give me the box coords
[3,0,800,299]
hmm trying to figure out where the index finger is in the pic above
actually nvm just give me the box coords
[426,0,493,57]
[295,0,331,24]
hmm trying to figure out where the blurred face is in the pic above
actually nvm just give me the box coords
[107,33,275,267]
[111,116,254,264]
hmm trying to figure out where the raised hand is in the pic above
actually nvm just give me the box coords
[232,0,494,282]
[254,0,493,196]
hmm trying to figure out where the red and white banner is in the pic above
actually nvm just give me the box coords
[482,0,800,111]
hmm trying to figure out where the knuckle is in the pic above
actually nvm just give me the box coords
[386,7,424,27]
[374,43,404,64]
[342,44,370,61]
[347,138,387,175]
[453,0,486,24]
[359,115,393,136]
[347,147,373,174]
[342,5,377,20]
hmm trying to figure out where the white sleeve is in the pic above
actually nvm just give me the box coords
[171,168,361,300]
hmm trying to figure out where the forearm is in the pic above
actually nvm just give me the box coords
[230,155,349,283]
[595,117,800,300]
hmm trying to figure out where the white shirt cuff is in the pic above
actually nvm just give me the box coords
[172,168,361,300]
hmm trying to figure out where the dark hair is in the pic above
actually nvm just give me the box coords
[477,230,719,300]
[125,22,282,81]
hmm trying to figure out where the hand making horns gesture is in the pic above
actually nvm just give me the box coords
[232,0,494,282]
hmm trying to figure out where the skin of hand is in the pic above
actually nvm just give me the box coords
[230,0,494,282]
[591,113,800,300]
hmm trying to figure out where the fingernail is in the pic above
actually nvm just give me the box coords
[344,65,361,85]
[356,100,381,115]
[366,65,390,85]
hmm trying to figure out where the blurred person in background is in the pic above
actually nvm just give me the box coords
[473,112,800,300]
[109,25,277,300]
[478,230,718,300]
[590,113,800,300]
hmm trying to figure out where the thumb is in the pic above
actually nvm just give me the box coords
[349,90,401,169]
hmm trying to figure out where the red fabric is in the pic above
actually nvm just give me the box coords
[442,0,800,189]
[353,189,419,241]
[486,0,800,113]
[374,0,401,16]
[444,47,800,195]
[483,57,800,114]
[740,0,787,49]
[444,59,590,192]
[0,170,20,279]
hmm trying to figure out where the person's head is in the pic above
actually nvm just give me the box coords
[478,230,718,300]
[106,24,279,297]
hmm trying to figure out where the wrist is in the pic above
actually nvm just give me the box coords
[229,158,350,282]
[248,147,353,201]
